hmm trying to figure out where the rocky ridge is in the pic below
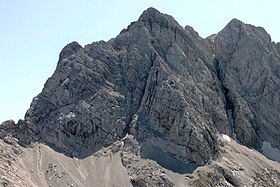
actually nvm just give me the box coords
[0,7,280,187]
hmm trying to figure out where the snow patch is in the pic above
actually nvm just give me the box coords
[261,141,280,162]
[222,134,231,142]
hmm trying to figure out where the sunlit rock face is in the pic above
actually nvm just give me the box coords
[23,7,222,165]
[1,7,280,187]
[214,18,280,149]
[7,7,280,167]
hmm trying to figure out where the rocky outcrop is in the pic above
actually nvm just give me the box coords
[276,42,280,55]
[213,19,280,149]
[1,7,280,187]
[58,41,82,62]
[21,7,226,165]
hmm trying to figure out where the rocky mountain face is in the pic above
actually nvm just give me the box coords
[213,18,280,149]
[1,7,280,187]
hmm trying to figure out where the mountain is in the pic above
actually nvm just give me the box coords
[1,7,280,187]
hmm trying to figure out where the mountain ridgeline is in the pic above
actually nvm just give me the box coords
[1,7,280,187]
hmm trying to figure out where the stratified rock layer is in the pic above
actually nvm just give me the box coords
[214,19,280,148]
[24,8,225,165]
[1,7,280,187]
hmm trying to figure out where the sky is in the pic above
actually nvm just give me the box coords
[0,0,279,123]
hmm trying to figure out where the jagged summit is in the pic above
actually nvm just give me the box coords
[138,7,161,20]
[219,17,271,44]
[226,18,244,27]
[138,7,181,29]
[1,7,280,187]
[58,41,82,62]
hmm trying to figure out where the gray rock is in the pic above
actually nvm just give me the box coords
[214,18,280,149]
[20,7,223,165]
[58,41,82,62]
[1,7,280,187]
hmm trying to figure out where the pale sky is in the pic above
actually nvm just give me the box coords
[0,0,279,123]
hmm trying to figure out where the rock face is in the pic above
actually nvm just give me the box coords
[24,7,223,165]
[213,19,280,149]
[1,7,280,187]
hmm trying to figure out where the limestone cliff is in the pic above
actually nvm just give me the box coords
[1,7,279,187]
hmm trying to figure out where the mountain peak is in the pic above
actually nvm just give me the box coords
[138,7,162,22]
[138,7,180,30]
[220,18,246,37]
[227,18,245,27]
[1,8,280,187]
[58,41,82,62]
[220,18,271,43]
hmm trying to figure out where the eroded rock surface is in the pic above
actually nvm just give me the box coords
[1,7,280,187]
[22,7,223,165]
[213,19,280,149]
